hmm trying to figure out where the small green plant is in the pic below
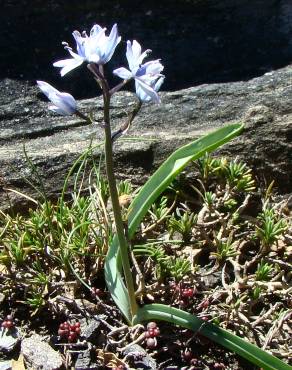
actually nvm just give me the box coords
[26,290,46,312]
[225,159,255,192]
[197,155,255,193]
[133,243,191,282]
[251,285,262,300]
[167,257,192,281]
[203,191,216,208]
[197,154,227,180]
[255,260,274,281]
[168,208,197,241]
[117,179,133,196]
[148,196,170,221]
[211,235,237,262]
[256,206,287,248]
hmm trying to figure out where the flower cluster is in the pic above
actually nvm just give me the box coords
[37,23,164,116]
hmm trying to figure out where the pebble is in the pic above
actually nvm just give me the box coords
[21,334,63,370]
[0,327,20,353]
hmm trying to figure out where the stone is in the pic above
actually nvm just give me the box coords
[122,343,157,370]
[80,318,101,342]
[75,350,91,370]
[0,327,20,353]
[0,64,291,211]
[21,334,63,370]
[0,361,12,370]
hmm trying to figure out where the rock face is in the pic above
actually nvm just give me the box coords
[0,65,291,210]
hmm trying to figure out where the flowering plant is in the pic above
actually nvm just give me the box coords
[37,23,289,370]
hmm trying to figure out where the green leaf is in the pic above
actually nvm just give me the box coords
[134,304,292,370]
[105,123,243,323]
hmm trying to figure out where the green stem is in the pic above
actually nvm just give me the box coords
[100,72,138,319]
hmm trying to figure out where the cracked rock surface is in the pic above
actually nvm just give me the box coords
[0,65,291,210]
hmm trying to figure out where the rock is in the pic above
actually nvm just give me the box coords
[0,327,20,353]
[122,343,157,370]
[0,64,291,211]
[80,318,101,342]
[75,349,91,369]
[75,349,99,370]
[21,334,63,370]
[0,361,12,370]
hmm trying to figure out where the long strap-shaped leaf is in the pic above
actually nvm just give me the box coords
[105,124,243,322]
[105,123,291,369]
[134,304,291,370]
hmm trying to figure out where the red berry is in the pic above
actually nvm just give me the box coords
[190,358,198,365]
[147,329,155,337]
[146,337,157,349]
[68,333,77,342]
[182,349,192,362]
[146,321,157,330]
[5,320,13,329]
[182,288,194,298]
[58,329,66,337]
[1,321,8,329]
[92,288,104,297]
[179,299,187,308]
[75,327,81,335]
[74,322,80,328]
[153,328,160,336]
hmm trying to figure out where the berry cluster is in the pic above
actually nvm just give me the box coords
[144,322,160,349]
[181,287,194,298]
[179,287,195,308]
[1,315,14,330]
[58,321,81,342]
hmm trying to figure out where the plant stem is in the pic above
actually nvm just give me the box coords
[100,73,138,319]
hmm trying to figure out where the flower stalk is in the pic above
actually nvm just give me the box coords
[96,68,138,319]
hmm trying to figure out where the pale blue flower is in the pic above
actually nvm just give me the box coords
[37,81,76,115]
[53,24,121,76]
[135,75,165,103]
[113,40,164,103]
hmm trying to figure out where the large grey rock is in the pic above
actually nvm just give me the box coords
[0,64,291,211]
[21,334,63,370]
